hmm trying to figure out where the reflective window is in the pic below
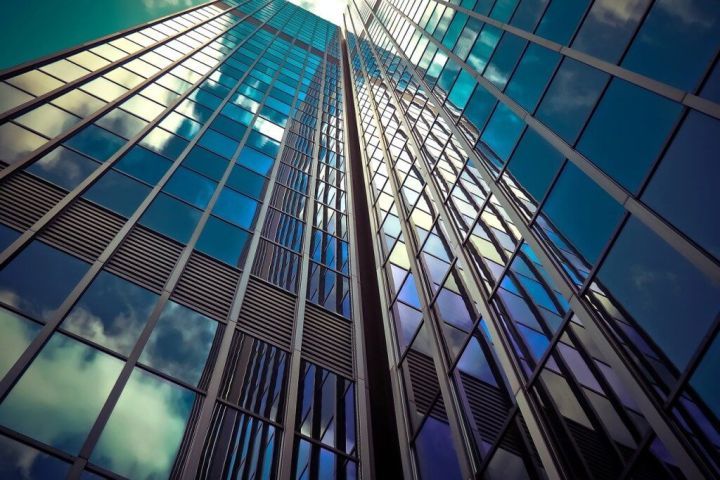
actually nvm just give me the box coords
[578,79,681,192]
[140,193,202,243]
[542,163,623,263]
[16,103,80,138]
[210,115,247,142]
[0,123,45,164]
[196,216,250,266]
[0,224,20,252]
[52,89,105,118]
[163,167,217,209]
[227,164,267,199]
[479,102,524,166]
[65,125,126,162]
[0,333,123,454]
[598,218,720,368]
[0,308,42,379]
[691,333,720,419]
[506,128,564,203]
[0,433,71,477]
[0,241,88,321]
[536,58,608,144]
[83,170,151,217]
[510,0,549,31]
[95,109,148,139]
[535,0,589,44]
[140,127,188,159]
[115,146,172,186]
[183,146,229,181]
[463,83,496,133]
[140,301,218,386]
[505,44,560,112]
[621,0,720,90]
[246,131,279,158]
[62,271,158,355]
[414,416,463,480]
[90,369,195,479]
[27,146,99,191]
[198,129,238,159]
[213,188,259,229]
[484,33,527,90]
[447,70,475,111]
[643,112,720,259]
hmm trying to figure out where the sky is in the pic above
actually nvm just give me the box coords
[287,0,346,25]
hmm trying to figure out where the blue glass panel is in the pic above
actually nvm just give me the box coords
[463,83,496,133]
[700,59,720,103]
[572,0,650,63]
[0,224,20,255]
[90,369,194,479]
[210,115,247,142]
[457,335,498,385]
[212,188,258,229]
[578,79,681,192]
[237,147,274,176]
[690,334,720,419]
[27,146,99,191]
[140,193,202,243]
[506,44,560,112]
[622,0,720,90]
[140,127,188,159]
[83,170,150,217]
[467,25,502,73]
[414,417,463,480]
[542,163,623,263]
[643,112,720,259]
[226,164,267,199]
[0,241,88,321]
[198,129,239,160]
[0,308,41,379]
[183,146,229,181]
[535,0,589,44]
[0,333,123,454]
[0,434,71,478]
[510,0,549,31]
[196,216,249,266]
[479,103,524,166]
[222,104,255,126]
[247,131,279,158]
[598,218,720,368]
[484,33,527,90]
[65,125,125,162]
[114,146,172,186]
[163,167,217,209]
[490,0,519,22]
[506,128,564,202]
[536,59,608,144]
[62,271,158,355]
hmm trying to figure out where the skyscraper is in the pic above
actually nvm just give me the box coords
[0,0,717,479]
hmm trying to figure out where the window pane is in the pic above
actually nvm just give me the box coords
[0,434,71,478]
[690,334,720,419]
[0,333,123,454]
[237,147,274,176]
[505,44,560,112]
[0,308,42,379]
[140,301,218,386]
[183,146,229,181]
[163,167,217,209]
[598,218,720,368]
[83,170,151,217]
[140,193,202,243]
[62,271,158,355]
[0,123,46,164]
[414,416,463,480]
[535,0,589,44]
[226,164,267,199]
[65,125,126,162]
[484,33,527,90]
[577,79,681,192]
[198,129,238,159]
[0,241,88,321]
[196,216,250,266]
[642,111,720,259]
[95,109,148,139]
[16,103,80,138]
[115,146,172,186]
[140,127,188,159]
[506,128,564,203]
[246,131,279,158]
[0,224,20,252]
[90,369,195,479]
[27,146,99,191]
[212,188,258,229]
[479,102,524,166]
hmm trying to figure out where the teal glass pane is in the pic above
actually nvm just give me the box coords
[572,0,649,63]
[226,164,267,199]
[464,84,496,133]
[467,25,501,72]
[196,216,249,266]
[479,103,524,166]
[506,128,564,202]
[27,146,99,190]
[510,0,549,31]
[0,308,41,379]
[542,163,623,263]
[577,79,681,192]
[210,115,247,142]
[140,128,188,160]
[701,59,720,103]
[140,301,218,386]
[484,33,527,90]
[0,434,71,478]
[621,0,719,90]
[62,271,158,355]
[536,59,608,144]
[598,218,720,368]
[140,193,202,243]
[163,167,217,209]
[212,188,258,229]
[237,147,274,176]
[0,241,88,321]
[643,112,720,259]
[0,333,123,454]
[198,129,238,160]
[183,146,229,181]
[437,58,460,94]
[90,369,195,479]
[448,70,475,110]
[65,125,126,162]
[222,103,255,126]
[83,170,150,217]
[506,44,560,112]
[490,0,519,22]
[246,131,279,158]
[158,112,201,140]
[115,146,172,186]
[454,18,482,60]
[442,12,468,50]
[535,0,589,44]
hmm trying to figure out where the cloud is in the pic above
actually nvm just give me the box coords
[287,0,347,25]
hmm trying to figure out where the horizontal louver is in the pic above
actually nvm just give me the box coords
[238,276,296,349]
[405,350,446,421]
[301,304,354,378]
[0,173,65,231]
[172,252,240,322]
[106,225,183,293]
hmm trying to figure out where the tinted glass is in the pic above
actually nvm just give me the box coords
[83,170,150,217]
[65,125,126,162]
[227,164,267,199]
[115,146,172,186]
[506,128,564,203]
[691,334,720,419]
[0,308,42,379]
[62,271,158,355]
[140,127,188,159]
[0,241,88,321]
[0,223,20,252]
[479,103,524,166]
[140,301,218,386]
[198,129,238,159]
[505,44,560,112]
[163,167,217,209]
[414,416,463,480]
[196,216,250,266]
[0,434,71,478]
[140,193,202,243]
[183,146,229,181]
[535,0,589,44]
[91,369,195,479]
[212,188,258,229]
[27,146,99,190]
[0,333,123,454]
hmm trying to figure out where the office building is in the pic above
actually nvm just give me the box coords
[0,0,718,478]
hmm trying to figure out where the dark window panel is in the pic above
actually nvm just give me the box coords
[115,145,173,186]
[27,146,100,191]
[195,215,250,267]
[140,193,202,243]
[163,167,218,209]
[65,125,127,162]
[83,170,151,217]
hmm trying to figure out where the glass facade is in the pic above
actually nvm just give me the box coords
[1,0,718,479]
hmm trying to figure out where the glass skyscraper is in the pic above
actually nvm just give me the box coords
[0,0,718,479]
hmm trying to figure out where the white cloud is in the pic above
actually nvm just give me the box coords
[287,0,347,26]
